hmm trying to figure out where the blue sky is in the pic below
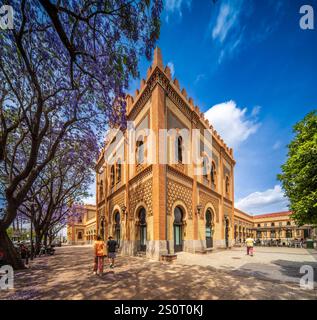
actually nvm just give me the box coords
[85,0,317,215]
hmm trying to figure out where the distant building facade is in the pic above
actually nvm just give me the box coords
[234,209,315,244]
[67,204,97,245]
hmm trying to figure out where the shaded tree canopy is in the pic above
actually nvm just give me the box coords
[278,111,317,226]
[18,130,97,251]
[0,0,163,269]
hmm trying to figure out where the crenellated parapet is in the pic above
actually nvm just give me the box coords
[124,47,234,161]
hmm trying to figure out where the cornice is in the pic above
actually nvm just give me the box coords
[197,181,221,199]
[128,164,153,186]
[167,165,193,185]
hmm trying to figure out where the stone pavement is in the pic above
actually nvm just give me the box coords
[0,245,316,300]
[176,246,317,284]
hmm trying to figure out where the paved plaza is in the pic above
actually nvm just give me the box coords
[0,245,316,300]
[177,246,317,284]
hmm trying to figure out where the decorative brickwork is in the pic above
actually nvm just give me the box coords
[109,191,125,222]
[167,179,193,219]
[199,191,220,222]
[129,177,153,218]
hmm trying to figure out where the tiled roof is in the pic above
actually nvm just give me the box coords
[234,208,253,219]
[252,211,291,219]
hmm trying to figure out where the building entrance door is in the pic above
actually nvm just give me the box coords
[139,208,147,252]
[206,210,213,248]
[174,207,183,252]
[114,212,120,247]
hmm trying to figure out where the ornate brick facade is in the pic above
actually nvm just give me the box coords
[167,179,193,219]
[95,48,236,259]
[129,173,153,218]
[67,205,97,245]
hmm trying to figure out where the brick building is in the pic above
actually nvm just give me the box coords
[95,48,236,259]
[234,209,315,244]
[67,204,97,245]
[68,49,316,253]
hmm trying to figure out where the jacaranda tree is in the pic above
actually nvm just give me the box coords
[0,0,163,269]
[18,130,98,254]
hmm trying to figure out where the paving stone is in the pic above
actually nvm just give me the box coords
[0,245,316,300]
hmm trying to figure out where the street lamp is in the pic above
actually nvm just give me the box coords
[30,203,35,260]
[196,204,202,216]
[121,205,127,215]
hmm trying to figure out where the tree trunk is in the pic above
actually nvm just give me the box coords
[0,227,25,270]
[35,235,42,255]
[44,233,48,247]
[48,234,53,246]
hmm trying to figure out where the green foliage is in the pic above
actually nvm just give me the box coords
[278,111,317,226]
[7,227,13,238]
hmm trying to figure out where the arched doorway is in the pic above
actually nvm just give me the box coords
[174,206,184,252]
[138,208,147,252]
[205,209,213,248]
[234,225,237,242]
[114,212,120,247]
[225,218,229,248]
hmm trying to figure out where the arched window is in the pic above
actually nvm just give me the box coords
[99,180,104,199]
[176,136,183,163]
[271,223,275,227]
[139,208,147,252]
[206,209,213,248]
[116,160,121,183]
[286,221,291,226]
[174,206,183,252]
[110,165,115,187]
[202,156,209,180]
[271,230,276,238]
[114,212,120,247]
[211,162,216,185]
[136,139,144,164]
[257,223,261,227]
[286,229,292,238]
[225,176,230,194]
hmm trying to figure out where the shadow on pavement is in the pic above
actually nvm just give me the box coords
[0,246,316,300]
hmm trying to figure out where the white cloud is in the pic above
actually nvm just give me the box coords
[212,3,240,43]
[235,185,289,214]
[165,0,192,13]
[165,0,192,22]
[194,73,206,84]
[209,0,246,63]
[167,62,175,77]
[204,100,260,149]
[251,105,261,117]
[273,140,282,150]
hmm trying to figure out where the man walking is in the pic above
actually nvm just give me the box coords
[107,236,117,269]
[245,236,255,256]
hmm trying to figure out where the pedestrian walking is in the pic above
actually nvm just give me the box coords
[245,236,255,256]
[107,236,117,269]
[93,236,106,276]
[19,242,30,266]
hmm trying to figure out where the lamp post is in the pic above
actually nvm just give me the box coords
[196,204,202,217]
[30,203,34,260]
